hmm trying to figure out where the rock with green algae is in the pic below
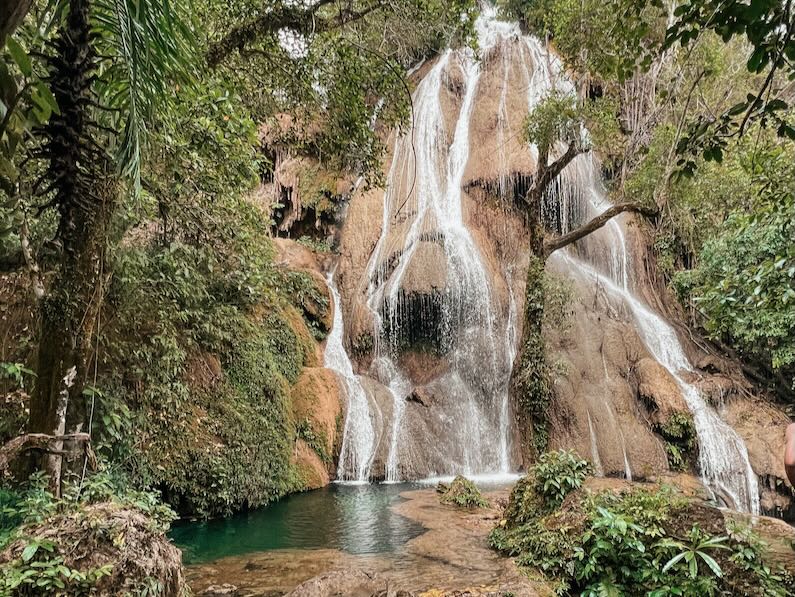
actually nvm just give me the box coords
[437,475,490,509]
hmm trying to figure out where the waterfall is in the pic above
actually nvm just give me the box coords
[346,8,523,480]
[325,272,379,483]
[556,160,759,513]
[508,33,759,511]
[327,6,759,511]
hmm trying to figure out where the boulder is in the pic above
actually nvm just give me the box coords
[202,584,239,596]
[285,568,384,597]
[293,439,330,490]
[723,395,790,482]
[635,357,689,424]
[407,386,434,407]
[290,367,342,486]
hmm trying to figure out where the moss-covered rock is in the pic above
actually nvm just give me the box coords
[96,232,334,518]
[437,476,489,509]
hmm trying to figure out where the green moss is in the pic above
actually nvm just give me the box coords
[352,332,374,358]
[296,418,331,464]
[513,255,553,455]
[437,476,489,509]
[96,231,323,518]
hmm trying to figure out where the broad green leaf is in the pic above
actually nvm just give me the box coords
[6,38,32,77]
[21,543,39,562]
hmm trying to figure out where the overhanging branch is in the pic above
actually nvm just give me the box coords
[543,202,658,257]
[207,0,384,67]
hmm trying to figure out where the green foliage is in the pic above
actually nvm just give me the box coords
[501,0,665,80]
[0,18,61,197]
[102,235,315,516]
[205,0,478,185]
[437,476,490,509]
[296,235,332,254]
[491,474,793,596]
[675,184,795,383]
[532,450,591,509]
[660,527,729,580]
[727,522,795,596]
[90,0,197,188]
[0,362,35,391]
[0,470,176,596]
[542,273,574,333]
[659,0,795,174]
[524,92,588,154]
[659,412,696,472]
[1,547,113,596]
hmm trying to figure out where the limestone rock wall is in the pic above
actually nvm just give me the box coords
[305,26,791,508]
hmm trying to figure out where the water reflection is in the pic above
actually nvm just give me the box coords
[170,483,424,565]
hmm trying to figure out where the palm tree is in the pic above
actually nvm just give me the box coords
[25,0,194,494]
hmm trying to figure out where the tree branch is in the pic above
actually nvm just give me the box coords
[206,0,383,67]
[543,202,658,257]
[0,0,34,46]
[524,142,583,207]
[0,433,95,475]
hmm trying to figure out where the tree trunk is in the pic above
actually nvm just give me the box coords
[513,167,549,456]
[511,139,657,459]
[28,0,115,493]
[510,250,550,458]
[0,0,34,46]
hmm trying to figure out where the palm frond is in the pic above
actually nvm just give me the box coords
[92,0,196,190]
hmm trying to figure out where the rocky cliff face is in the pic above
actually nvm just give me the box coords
[271,12,792,511]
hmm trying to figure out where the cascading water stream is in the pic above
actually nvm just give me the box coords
[555,160,759,513]
[325,272,380,483]
[507,34,758,511]
[355,8,522,480]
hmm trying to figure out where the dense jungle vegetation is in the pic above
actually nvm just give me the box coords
[0,0,793,594]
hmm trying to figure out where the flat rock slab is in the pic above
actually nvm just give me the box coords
[185,488,550,596]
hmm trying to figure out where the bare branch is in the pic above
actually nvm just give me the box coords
[0,432,95,475]
[524,142,584,207]
[543,202,658,257]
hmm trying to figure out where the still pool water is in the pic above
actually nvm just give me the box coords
[170,483,425,565]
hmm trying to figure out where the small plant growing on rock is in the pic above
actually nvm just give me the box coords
[437,476,489,509]
[660,412,696,472]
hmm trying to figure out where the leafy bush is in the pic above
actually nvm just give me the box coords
[533,450,592,509]
[437,476,490,509]
[1,470,176,596]
[490,469,794,596]
[675,181,795,387]
[658,412,696,472]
